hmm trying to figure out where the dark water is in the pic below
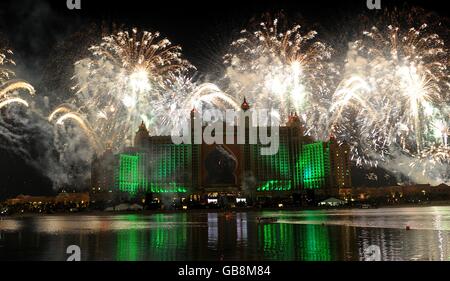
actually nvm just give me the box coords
[1,207,450,261]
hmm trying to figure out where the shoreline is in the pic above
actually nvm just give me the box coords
[3,201,450,218]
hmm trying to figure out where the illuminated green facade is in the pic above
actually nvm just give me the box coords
[252,140,332,192]
[253,141,293,192]
[117,154,140,194]
[115,144,191,194]
[299,142,331,189]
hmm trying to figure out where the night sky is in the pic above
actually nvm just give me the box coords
[0,0,448,199]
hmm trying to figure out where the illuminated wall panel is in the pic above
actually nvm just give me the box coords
[148,144,190,193]
[117,144,190,195]
[299,142,330,189]
[118,154,140,194]
[253,142,293,192]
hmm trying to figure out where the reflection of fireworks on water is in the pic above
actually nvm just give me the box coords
[330,23,450,173]
[224,15,338,140]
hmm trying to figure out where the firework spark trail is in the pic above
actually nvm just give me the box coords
[0,48,35,106]
[55,112,102,153]
[0,49,35,109]
[48,104,76,122]
[330,76,375,122]
[0,97,29,109]
[188,83,240,111]
[224,15,338,140]
[0,80,35,99]
[151,78,242,136]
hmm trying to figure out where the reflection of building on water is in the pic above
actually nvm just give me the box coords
[91,99,352,206]
[207,213,219,249]
[432,214,446,261]
[236,213,248,243]
[256,222,332,260]
[301,225,332,261]
[110,212,334,261]
[116,215,139,261]
[116,214,188,261]
[111,214,450,261]
[149,214,188,260]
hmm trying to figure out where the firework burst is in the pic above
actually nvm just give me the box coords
[330,21,450,181]
[224,14,338,139]
[89,27,193,81]
[54,28,195,150]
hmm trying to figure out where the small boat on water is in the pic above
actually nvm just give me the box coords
[256,217,278,224]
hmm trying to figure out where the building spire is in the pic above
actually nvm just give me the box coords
[138,121,148,132]
[241,97,250,111]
